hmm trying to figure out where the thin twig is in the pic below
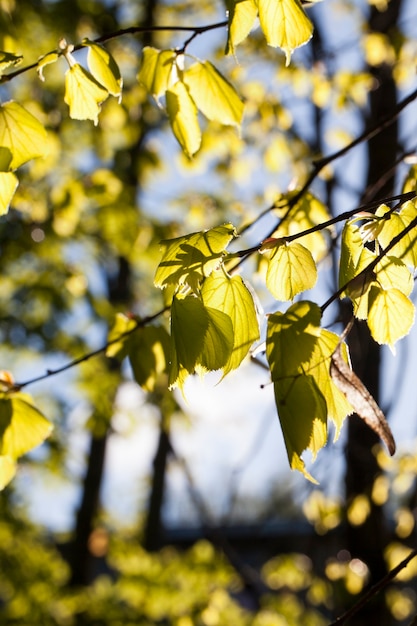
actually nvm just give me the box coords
[231,191,416,260]
[0,20,228,83]
[241,86,417,240]
[328,548,417,626]
[13,306,169,390]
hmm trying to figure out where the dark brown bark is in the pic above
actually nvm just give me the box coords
[344,2,403,623]
[69,432,108,586]
[69,256,132,586]
[143,423,172,551]
[68,0,159,580]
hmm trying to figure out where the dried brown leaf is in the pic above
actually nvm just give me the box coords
[330,344,396,455]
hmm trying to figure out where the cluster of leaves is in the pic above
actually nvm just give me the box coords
[136,186,417,480]
[0,0,416,492]
[101,188,414,484]
[339,202,417,348]
[0,0,326,484]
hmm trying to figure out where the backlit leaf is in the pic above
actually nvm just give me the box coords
[154,223,236,292]
[128,326,170,391]
[0,50,22,76]
[0,171,18,215]
[37,51,59,81]
[0,455,16,490]
[402,165,417,194]
[258,0,313,64]
[169,295,209,388]
[376,201,417,267]
[273,192,332,262]
[197,307,234,372]
[264,241,317,301]
[226,0,258,54]
[64,64,109,125]
[84,40,123,100]
[308,331,353,437]
[201,272,260,375]
[273,375,326,483]
[169,295,234,389]
[267,300,321,379]
[166,80,201,157]
[138,47,177,100]
[0,393,52,459]
[106,312,137,359]
[266,301,353,480]
[339,220,365,293]
[367,286,415,349]
[375,255,413,296]
[330,344,395,455]
[0,101,48,170]
[345,250,413,321]
[344,245,377,318]
[184,60,244,128]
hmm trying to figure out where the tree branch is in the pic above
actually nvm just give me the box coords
[328,548,417,626]
[240,87,417,240]
[232,191,416,260]
[13,306,169,390]
[0,20,228,83]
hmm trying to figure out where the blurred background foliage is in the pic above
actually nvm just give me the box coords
[0,0,417,624]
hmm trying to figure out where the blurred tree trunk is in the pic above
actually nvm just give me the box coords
[69,0,160,585]
[69,264,130,587]
[143,419,172,551]
[344,1,403,623]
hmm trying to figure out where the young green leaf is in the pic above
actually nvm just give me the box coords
[169,295,234,389]
[266,300,354,480]
[264,241,317,301]
[402,165,417,194]
[138,47,177,100]
[106,312,137,359]
[257,0,313,64]
[0,101,48,169]
[128,326,171,391]
[201,272,260,375]
[0,50,22,76]
[338,220,365,293]
[273,375,327,483]
[169,295,209,388]
[367,286,415,349]
[184,60,244,128]
[376,201,417,267]
[37,51,59,81]
[266,300,322,379]
[374,255,413,296]
[307,331,354,437]
[0,171,18,215]
[83,40,123,100]
[0,455,16,490]
[273,192,332,262]
[197,307,234,372]
[225,0,258,54]
[344,251,413,321]
[64,64,109,125]
[343,245,377,319]
[0,393,52,460]
[166,80,201,157]
[154,223,236,292]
